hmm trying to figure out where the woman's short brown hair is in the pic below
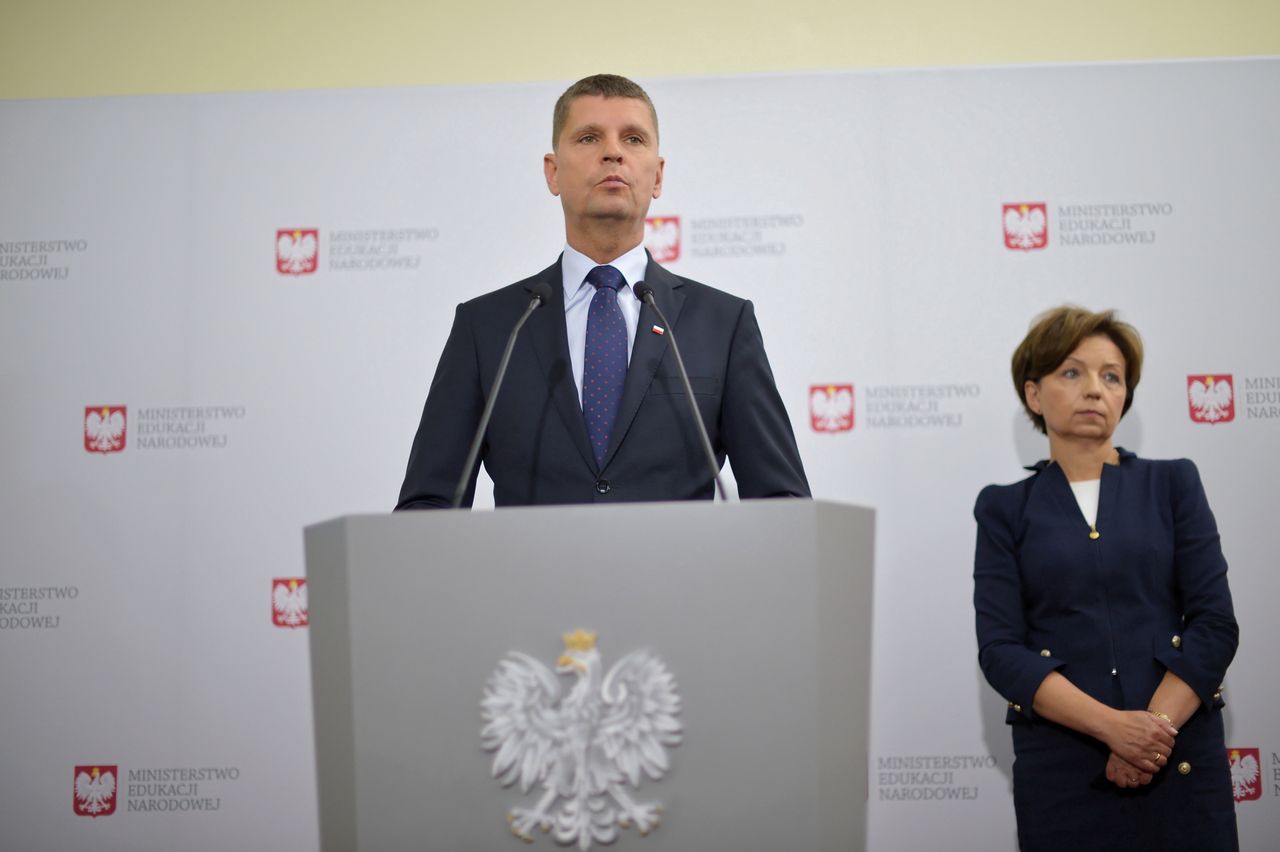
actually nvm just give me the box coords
[1012,306,1144,434]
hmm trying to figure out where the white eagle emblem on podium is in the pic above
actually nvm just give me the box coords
[481,629,682,850]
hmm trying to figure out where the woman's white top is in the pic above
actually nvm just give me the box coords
[1069,478,1101,528]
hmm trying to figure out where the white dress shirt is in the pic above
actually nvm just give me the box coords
[1068,478,1101,528]
[561,242,648,405]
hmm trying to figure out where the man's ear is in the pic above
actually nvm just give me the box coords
[651,156,665,199]
[544,153,560,196]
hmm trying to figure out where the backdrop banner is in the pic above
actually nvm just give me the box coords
[2,58,1276,851]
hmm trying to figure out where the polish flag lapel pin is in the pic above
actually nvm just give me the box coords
[651,324,665,336]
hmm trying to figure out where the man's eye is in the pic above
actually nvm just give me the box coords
[579,134,597,144]
[626,135,644,144]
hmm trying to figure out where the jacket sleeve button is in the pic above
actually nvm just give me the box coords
[1040,649,1051,657]
[1177,761,1191,775]
[1171,635,1182,649]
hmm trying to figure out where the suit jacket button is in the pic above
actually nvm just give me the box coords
[595,479,611,494]
[1171,635,1182,649]
[1040,649,1051,657]
[1177,761,1191,775]
[1011,703,1022,712]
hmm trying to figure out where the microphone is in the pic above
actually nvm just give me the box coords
[634,281,730,501]
[451,282,553,508]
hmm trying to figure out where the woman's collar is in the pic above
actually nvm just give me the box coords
[1025,446,1135,472]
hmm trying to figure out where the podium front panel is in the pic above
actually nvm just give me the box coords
[306,499,873,852]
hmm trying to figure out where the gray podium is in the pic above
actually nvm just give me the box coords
[305,499,874,852]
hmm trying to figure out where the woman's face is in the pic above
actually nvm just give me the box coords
[1025,334,1127,443]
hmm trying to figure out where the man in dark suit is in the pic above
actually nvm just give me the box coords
[396,74,809,509]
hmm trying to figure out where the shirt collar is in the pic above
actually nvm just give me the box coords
[561,242,649,309]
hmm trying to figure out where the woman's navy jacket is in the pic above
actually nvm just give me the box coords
[974,449,1238,722]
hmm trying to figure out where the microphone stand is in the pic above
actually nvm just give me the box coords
[635,282,730,501]
[451,284,551,508]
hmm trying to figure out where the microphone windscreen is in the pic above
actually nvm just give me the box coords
[634,281,655,302]
[529,281,553,305]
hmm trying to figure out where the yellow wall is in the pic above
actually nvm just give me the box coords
[2,0,1277,99]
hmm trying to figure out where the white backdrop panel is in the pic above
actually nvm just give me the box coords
[2,58,1277,851]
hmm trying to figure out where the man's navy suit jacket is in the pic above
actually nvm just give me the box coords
[396,254,810,508]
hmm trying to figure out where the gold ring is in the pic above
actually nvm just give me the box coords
[1154,752,1162,762]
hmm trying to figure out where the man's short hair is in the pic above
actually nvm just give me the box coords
[551,74,659,149]
[1011,305,1145,434]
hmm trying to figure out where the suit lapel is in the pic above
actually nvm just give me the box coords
[600,256,684,470]
[526,258,598,474]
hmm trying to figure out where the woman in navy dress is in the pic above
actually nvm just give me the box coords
[973,306,1239,851]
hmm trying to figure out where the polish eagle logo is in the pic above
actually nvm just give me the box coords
[1188,375,1234,424]
[1003,203,1048,251]
[810,384,854,432]
[272,578,308,628]
[481,629,682,850]
[84,406,127,453]
[644,216,681,263]
[276,229,319,275]
[1229,748,1261,802]
[74,765,117,817]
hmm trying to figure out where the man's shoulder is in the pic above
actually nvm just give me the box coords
[646,261,747,308]
[459,261,561,313]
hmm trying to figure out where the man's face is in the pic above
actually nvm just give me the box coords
[544,95,664,230]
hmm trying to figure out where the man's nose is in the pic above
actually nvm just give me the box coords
[601,135,623,161]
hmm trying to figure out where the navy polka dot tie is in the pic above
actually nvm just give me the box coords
[582,265,627,468]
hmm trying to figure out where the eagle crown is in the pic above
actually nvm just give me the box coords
[562,628,597,652]
[557,629,601,677]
